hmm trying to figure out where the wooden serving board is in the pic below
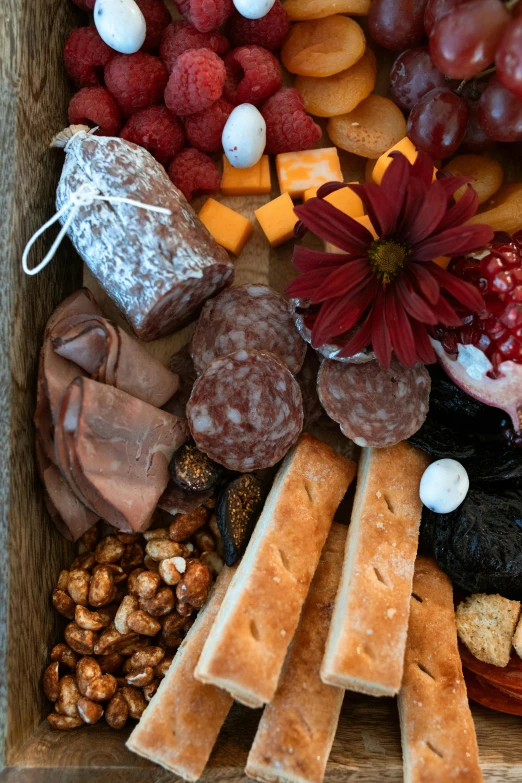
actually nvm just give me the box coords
[2,0,522,780]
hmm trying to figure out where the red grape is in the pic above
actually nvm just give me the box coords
[461,102,496,152]
[496,18,522,99]
[368,0,429,51]
[429,0,510,79]
[424,0,466,37]
[390,47,447,110]
[478,76,522,141]
[407,87,469,157]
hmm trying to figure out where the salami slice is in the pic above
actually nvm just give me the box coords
[317,357,431,448]
[296,346,323,428]
[191,284,307,375]
[187,349,304,472]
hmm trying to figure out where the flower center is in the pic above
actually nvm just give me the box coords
[368,240,411,283]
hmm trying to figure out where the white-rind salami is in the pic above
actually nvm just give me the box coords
[191,285,307,376]
[187,350,304,472]
[317,358,431,448]
[56,131,234,341]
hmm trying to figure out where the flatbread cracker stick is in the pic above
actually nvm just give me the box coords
[246,523,347,783]
[195,434,356,708]
[321,442,429,696]
[398,557,483,783]
[126,566,236,781]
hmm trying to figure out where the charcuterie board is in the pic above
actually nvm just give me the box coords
[2,0,522,781]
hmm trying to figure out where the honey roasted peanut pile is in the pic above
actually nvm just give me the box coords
[45,503,223,730]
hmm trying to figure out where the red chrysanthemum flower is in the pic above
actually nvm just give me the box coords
[286,152,495,368]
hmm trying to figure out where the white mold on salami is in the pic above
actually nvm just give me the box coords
[317,357,431,448]
[55,132,234,341]
[191,284,307,376]
[187,350,304,472]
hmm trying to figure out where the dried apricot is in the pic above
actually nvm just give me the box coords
[281,16,366,78]
[327,95,407,159]
[283,0,371,20]
[295,49,376,118]
[467,184,522,234]
[442,154,503,205]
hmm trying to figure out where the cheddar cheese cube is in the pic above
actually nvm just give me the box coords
[255,193,298,247]
[221,155,272,196]
[276,148,343,199]
[372,137,437,185]
[199,198,253,256]
[304,183,364,218]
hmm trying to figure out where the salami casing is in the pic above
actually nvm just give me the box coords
[191,284,307,375]
[187,350,304,472]
[56,131,234,341]
[317,357,431,448]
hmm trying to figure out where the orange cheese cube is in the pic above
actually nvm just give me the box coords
[276,148,343,199]
[303,186,318,202]
[303,184,364,218]
[199,198,253,256]
[325,215,377,253]
[221,155,272,196]
[372,137,437,185]
[255,193,298,247]
[434,256,451,269]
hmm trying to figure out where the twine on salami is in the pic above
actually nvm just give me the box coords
[22,182,172,277]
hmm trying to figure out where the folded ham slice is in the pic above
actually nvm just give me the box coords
[54,377,189,532]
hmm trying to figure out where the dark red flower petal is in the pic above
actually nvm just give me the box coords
[395,277,439,324]
[385,289,418,367]
[406,179,448,244]
[286,267,337,298]
[371,285,392,368]
[438,175,472,201]
[432,295,463,326]
[411,151,435,187]
[408,264,440,305]
[311,258,372,303]
[426,261,485,312]
[435,185,479,232]
[413,224,494,261]
[317,182,348,198]
[291,245,349,273]
[348,182,396,239]
[337,310,373,358]
[311,276,378,344]
[409,319,437,364]
[294,200,374,255]
[380,153,410,224]
[396,177,427,237]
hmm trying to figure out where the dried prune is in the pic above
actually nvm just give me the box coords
[463,445,522,486]
[427,364,502,431]
[421,487,522,600]
[216,474,265,566]
[169,441,223,492]
[409,417,476,459]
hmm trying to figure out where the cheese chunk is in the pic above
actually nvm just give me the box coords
[303,183,364,219]
[373,137,437,185]
[221,155,271,196]
[276,148,343,199]
[199,198,253,256]
[255,193,298,247]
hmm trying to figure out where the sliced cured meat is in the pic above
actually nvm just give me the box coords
[460,644,522,693]
[52,313,179,408]
[191,285,307,375]
[296,346,323,429]
[54,377,189,532]
[56,131,234,341]
[464,670,522,716]
[187,350,304,472]
[165,343,198,419]
[158,480,213,516]
[317,357,431,448]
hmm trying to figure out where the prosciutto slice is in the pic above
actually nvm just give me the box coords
[54,377,189,532]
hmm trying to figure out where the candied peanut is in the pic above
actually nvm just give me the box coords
[467,183,522,234]
[89,565,114,607]
[51,644,78,670]
[76,657,101,694]
[67,569,91,606]
[114,595,140,635]
[56,570,69,591]
[193,530,216,554]
[97,604,118,625]
[204,497,216,510]
[145,539,183,561]
[97,652,124,674]
[118,532,140,544]
[80,522,100,552]
[125,646,165,672]
[75,605,106,631]
[95,563,127,584]
[158,556,186,586]
[176,600,194,618]
[120,685,147,719]
[55,675,80,717]
[94,626,138,656]
[176,561,212,609]
[117,637,149,656]
[84,674,118,702]
[78,696,104,725]
[120,542,144,570]
[139,586,176,617]
[125,667,154,687]
[442,154,504,205]
[143,554,160,573]
[135,571,161,599]
[282,16,365,77]
[70,552,96,571]
[296,49,376,118]
[105,690,129,729]
[160,612,186,649]
[127,610,161,636]
[327,95,407,159]
[143,679,160,702]
[127,568,146,594]
[207,514,220,539]
[95,535,125,564]
[154,654,174,679]
[200,551,224,577]
[52,589,75,620]
[65,622,97,655]
[143,528,170,541]
[283,0,371,20]
[168,507,207,542]
[43,661,60,702]
[47,713,83,730]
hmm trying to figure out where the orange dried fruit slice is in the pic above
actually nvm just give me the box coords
[327,95,407,159]
[295,49,376,118]
[467,183,522,234]
[282,0,371,20]
[281,15,366,78]
[442,154,504,205]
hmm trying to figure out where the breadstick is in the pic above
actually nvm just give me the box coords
[246,523,347,783]
[126,566,236,781]
[195,434,356,708]
[398,557,483,783]
[321,442,429,696]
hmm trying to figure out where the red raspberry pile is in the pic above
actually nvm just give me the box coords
[66,0,322,200]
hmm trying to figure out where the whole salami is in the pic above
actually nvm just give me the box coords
[187,349,304,471]
[317,357,431,448]
[55,128,233,341]
[191,284,307,376]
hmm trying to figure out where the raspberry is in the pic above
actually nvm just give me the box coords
[168,148,221,201]
[68,86,122,137]
[160,21,229,72]
[174,0,234,33]
[71,0,95,10]
[227,1,291,52]
[120,105,185,165]
[64,27,114,88]
[223,46,282,107]
[261,87,322,154]
[105,52,168,116]
[135,0,172,52]
[184,98,234,152]
[164,49,225,116]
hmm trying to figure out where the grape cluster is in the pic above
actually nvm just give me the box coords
[369,0,522,158]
